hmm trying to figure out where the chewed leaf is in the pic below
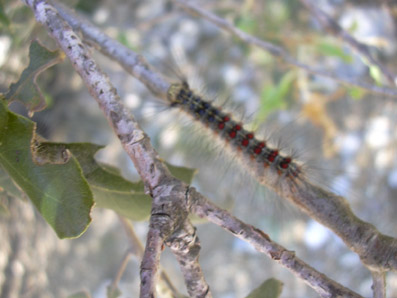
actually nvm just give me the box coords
[31,137,71,166]
[4,40,64,114]
[0,101,93,239]
[29,142,197,221]
[245,278,283,298]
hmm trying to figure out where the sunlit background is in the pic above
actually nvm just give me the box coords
[1,0,397,297]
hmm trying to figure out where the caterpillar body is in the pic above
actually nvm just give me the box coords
[167,80,303,197]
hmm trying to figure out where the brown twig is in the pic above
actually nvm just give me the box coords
[24,1,210,297]
[371,271,386,298]
[165,219,210,297]
[188,187,363,298]
[173,0,397,97]
[119,217,185,297]
[108,250,132,295]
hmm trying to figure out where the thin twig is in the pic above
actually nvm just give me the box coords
[23,1,210,297]
[119,217,185,297]
[119,216,145,258]
[371,271,386,298]
[109,250,132,295]
[300,0,396,85]
[165,219,210,297]
[188,187,363,298]
[49,0,397,274]
[173,0,397,97]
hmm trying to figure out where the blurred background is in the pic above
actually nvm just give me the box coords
[1,0,397,297]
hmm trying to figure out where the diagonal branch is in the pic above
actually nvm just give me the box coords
[173,0,397,97]
[187,187,364,298]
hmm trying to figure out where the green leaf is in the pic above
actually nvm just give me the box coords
[0,101,93,238]
[62,143,152,221]
[4,40,64,114]
[75,0,98,14]
[369,64,382,85]
[348,86,366,100]
[0,192,10,216]
[316,42,353,63]
[236,14,256,34]
[67,291,91,298]
[245,278,283,298]
[348,20,359,34]
[0,165,25,200]
[0,2,10,28]
[29,142,197,221]
[256,71,296,123]
[166,162,197,184]
[107,285,121,298]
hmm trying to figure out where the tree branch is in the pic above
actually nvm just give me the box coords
[165,219,210,297]
[23,1,210,297]
[188,187,363,298]
[119,216,185,297]
[371,271,386,298]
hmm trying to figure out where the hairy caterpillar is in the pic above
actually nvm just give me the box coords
[164,77,397,277]
[167,80,305,199]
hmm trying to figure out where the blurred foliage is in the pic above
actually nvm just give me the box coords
[0,2,11,28]
[316,41,353,63]
[0,100,94,239]
[75,0,100,14]
[255,70,296,124]
[67,291,92,298]
[245,278,283,298]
